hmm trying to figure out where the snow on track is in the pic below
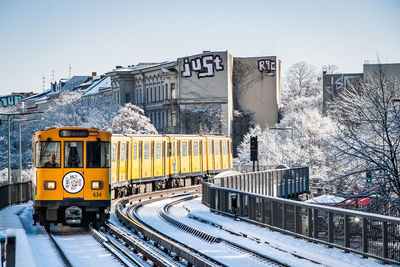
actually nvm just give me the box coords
[179,198,387,267]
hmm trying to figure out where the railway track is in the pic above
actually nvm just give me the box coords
[114,186,290,266]
[115,187,224,266]
[46,230,73,267]
[159,195,289,266]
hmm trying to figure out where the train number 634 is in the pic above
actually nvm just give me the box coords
[93,192,102,197]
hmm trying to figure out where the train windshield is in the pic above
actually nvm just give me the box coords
[64,141,83,168]
[86,141,110,168]
[36,141,61,168]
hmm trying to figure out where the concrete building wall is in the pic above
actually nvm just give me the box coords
[233,56,281,128]
[177,51,233,136]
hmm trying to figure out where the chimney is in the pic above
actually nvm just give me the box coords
[92,72,97,77]
[203,51,210,54]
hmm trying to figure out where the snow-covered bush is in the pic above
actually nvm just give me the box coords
[107,103,157,134]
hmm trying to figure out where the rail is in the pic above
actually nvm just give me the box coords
[202,180,400,265]
[0,182,32,210]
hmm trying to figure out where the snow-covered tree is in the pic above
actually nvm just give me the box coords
[283,61,320,102]
[329,65,400,215]
[180,106,223,135]
[235,61,337,185]
[107,103,157,134]
[0,92,157,173]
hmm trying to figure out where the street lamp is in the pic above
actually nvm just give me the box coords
[0,111,43,204]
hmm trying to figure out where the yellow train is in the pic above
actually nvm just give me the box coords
[32,127,111,229]
[33,127,232,228]
[110,134,232,198]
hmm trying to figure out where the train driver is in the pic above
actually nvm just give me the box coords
[44,154,59,168]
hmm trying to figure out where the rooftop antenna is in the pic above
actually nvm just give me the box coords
[68,65,72,78]
[51,68,55,82]
[42,76,46,91]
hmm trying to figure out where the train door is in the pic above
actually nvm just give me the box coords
[63,140,84,199]
[117,142,121,181]
[189,140,192,173]
[127,141,131,179]
[177,141,181,175]
[120,142,126,182]
[132,141,139,179]
[199,141,203,171]
[151,141,155,177]
[111,142,118,183]
[162,141,166,176]
[139,141,143,178]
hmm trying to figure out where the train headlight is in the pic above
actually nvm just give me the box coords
[91,181,103,190]
[44,181,56,190]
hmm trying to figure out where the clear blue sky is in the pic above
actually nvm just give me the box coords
[0,0,399,95]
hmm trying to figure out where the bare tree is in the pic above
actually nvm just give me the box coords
[285,62,320,99]
[329,65,400,215]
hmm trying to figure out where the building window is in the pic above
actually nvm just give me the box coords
[125,93,131,103]
[172,110,177,127]
[158,86,161,102]
[171,83,176,99]
[165,84,169,100]
[146,88,149,103]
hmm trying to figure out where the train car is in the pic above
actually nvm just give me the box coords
[111,135,169,198]
[205,136,233,174]
[165,135,207,187]
[32,127,111,229]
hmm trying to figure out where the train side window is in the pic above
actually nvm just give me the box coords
[173,142,176,157]
[144,142,149,159]
[203,141,206,157]
[112,143,117,162]
[223,141,227,155]
[199,141,202,155]
[193,141,198,156]
[167,142,171,157]
[121,143,126,161]
[215,141,219,155]
[182,141,187,157]
[133,142,137,160]
[177,141,180,156]
[127,142,130,161]
[208,141,212,155]
[156,142,161,159]
[64,141,83,168]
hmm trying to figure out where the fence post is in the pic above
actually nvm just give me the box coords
[282,204,287,230]
[344,215,350,248]
[239,194,245,217]
[271,201,276,226]
[308,208,313,238]
[295,206,301,234]
[313,209,319,238]
[382,221,388,259]
[362,218,368,254]
[6,231,16,267]
[328,212,333,245]
[210,189,216,210]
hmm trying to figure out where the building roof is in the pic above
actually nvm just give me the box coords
[83,77,111,97]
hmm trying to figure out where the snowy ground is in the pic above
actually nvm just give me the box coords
[0,198,393,267]
[121,195,388,267]
[0,202,121,267]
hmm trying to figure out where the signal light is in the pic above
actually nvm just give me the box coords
[366,169,372,183]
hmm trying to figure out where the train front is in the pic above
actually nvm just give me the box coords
[33,127,111,229]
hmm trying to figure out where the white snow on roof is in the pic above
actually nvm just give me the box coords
[83,77,111,96]
[213,171,242,178]
[305,194,346,204]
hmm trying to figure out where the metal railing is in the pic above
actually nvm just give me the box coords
[202,180,400,264]
[0,182,32,210]
[211,167,309,198]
